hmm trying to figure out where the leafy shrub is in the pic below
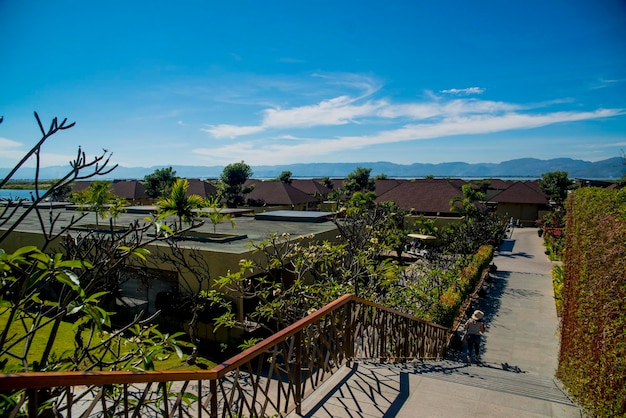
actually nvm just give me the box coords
[429,245,493,327]
[557,187,626,416]
[551,265,563,315]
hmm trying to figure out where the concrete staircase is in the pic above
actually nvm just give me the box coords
[291,360,581,417]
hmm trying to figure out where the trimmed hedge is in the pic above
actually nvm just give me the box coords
[557,188,626,416]
[430,245,494,327]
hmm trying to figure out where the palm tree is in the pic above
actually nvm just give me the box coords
[108,197,128,226]
[72,181,114,225]
[202,195,236,233]
[450,183,485,217]
[157,179,204,230]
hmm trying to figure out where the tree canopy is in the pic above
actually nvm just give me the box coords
[539,171,574,207]
[320,176,334,190]
[277,170,292,184]
[343,167,375,194]
[219,161,253,207]
[144,166,178,198]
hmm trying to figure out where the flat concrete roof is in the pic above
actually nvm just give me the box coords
[1,205,339,255]
[255,210,335,222]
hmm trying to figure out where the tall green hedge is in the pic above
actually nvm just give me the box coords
[557,188,626,416]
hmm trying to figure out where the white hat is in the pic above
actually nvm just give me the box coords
[472,310,484,320]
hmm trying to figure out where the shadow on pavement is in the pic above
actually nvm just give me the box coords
[499,239,516,252]
[383,372,409,418]
[296,363,360,418]
[447,270,528,374]
[496,251,534,259]
[298,362,411,418]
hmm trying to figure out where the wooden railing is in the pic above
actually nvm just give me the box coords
[0,294,448,417]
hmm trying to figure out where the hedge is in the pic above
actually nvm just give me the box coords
[557,187,626,416]
[430,245,494,327]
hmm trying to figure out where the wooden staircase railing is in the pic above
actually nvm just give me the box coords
[0,294,448,417]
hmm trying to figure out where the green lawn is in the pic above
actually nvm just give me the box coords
[0,307,216,372]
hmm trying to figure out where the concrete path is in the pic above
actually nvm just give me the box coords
[291,227,583,417]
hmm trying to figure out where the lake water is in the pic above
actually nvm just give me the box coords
[0,189,46,200]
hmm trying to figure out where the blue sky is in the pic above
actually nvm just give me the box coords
[1,0,625,170]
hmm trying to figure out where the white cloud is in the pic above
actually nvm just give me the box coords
[203,124,264,139]
[193,108,624,165]
[191,73,624,165]
[440,87,485,95]
[37,152,82,167]
[0,137,22,148]
[0,137,25,160]
[262,96,386,128]
[379,99,521,119]
[590,77,626,90]
[204,96,387,139]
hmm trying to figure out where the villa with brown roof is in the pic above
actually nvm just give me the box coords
[373,178,404,196]
[244,180,318,210]
[488,181,550,226]
[185,178,218,199]
[375,179,465,216]
[290,179,332,199]
[72,180,151,205]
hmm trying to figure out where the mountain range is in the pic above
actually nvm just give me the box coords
[2,157,623,181]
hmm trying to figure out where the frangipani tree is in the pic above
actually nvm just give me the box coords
[0,112,186,385]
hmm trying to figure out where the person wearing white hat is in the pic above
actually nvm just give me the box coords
[464,310,486,364]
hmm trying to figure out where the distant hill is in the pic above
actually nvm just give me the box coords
[2,157,623,181]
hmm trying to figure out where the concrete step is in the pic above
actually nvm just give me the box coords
[290,360,581,417]
[404,360,575,406]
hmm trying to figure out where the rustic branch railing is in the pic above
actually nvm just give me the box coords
[0,294,447,417]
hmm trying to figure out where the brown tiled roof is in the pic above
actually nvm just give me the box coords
[448,179,468,189]
[186,179,217,197]
[375,179,464,214]
[72,181,148,200]
[112,180,148,200]
[327,178,344,190]
[245,181,317,205]
[71,181,92,193]
[373,179,402,195]
[489,181,549,204]
[487,179,516,190]
[290,179,332,195]
[521,180,544,195]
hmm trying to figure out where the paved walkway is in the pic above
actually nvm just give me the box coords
[291,227,583,417]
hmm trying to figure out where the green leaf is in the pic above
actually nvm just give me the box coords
[67,302,84,315]
[143,356,155,371]
[55,270,81,292]
[84,291,109,303]
[131,247,150,261]
[95,306,111,327]
[171,343,183,359]
[58,259,93,269]
[11,246,39,257]
[28,252,51,264]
